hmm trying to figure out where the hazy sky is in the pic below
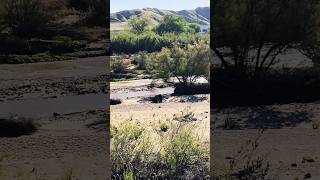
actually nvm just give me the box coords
[110,0,210,13]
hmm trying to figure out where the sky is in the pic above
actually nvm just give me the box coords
[110,0,210,13]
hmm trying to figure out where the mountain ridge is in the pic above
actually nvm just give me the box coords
[111,6,210,25]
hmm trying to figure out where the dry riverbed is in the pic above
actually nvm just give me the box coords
[212,103,320,179]
[0,57,109,180]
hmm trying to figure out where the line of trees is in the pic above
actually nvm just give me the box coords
[111,14,207,54]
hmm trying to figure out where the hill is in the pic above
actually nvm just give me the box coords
[110,6,210,27]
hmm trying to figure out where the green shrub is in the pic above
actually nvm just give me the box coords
[111,57,127,74]
[162,123,208,178]
[128,16,150,34]
[153,41,211,84]
[111,114,209,179]
[154,14,187,34]
[132,51,150,70]
[111,31,209,55]
[111,121,154,178]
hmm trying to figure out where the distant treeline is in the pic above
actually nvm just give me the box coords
[111,14,209,55]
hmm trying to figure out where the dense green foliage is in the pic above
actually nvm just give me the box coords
[111,31,209,54]
[128,16,150,34]
[154,14,188,34]
[187,23,201,33]
[152,41,210,84]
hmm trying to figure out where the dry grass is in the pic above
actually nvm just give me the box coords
[111,106,210,179]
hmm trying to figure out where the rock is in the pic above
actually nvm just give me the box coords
[53,112,60,117]
[304,173,311,179]
[291,163,297,167]
[150,95,163,103]
[302,157,315,163]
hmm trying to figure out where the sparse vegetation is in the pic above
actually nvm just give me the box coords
[213,130,270,180]
[111,112,209,179]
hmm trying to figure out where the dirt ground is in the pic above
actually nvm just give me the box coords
[0,57,109,180]
[211,103,320,179]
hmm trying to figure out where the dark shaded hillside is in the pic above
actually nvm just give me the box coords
[111,6,210,25]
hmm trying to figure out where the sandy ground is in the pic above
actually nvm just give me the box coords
[0,57,109,180]
[211,103,320,179]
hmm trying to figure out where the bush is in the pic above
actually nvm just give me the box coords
[162,123,208,179]
[0,54,74,64]
[111,57,127,74]
[187,23,201,33]
[111,121,154,179]
[111,115,209,179]
[110,99,122,105]
[3,0,54,37]
[85,0,107,27]
[132,51,151,70]
[111,31,209,55]
[212,67,320,107]
[213,131,269,179]
[50,36,86,54]
[154,14,187,34]
[128,16,150,34]
[174,83,210,95]
[0,116,38,137]
[0,34,29,54]
[153,41,211,84]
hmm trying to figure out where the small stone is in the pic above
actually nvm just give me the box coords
[53,112,60,117]
[304,173,311,179]
[291,163,297,167]
[302,157,315,163]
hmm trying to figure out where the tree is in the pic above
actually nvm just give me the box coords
[187,23,201,33]
[3,0,54,37]
[153,41,210,84]
[300,2,320,67]
[67,0,90,12]
[212,0,316,79]
[86,0,107,27]
[128,16,150,34]
[154,14,187,34]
